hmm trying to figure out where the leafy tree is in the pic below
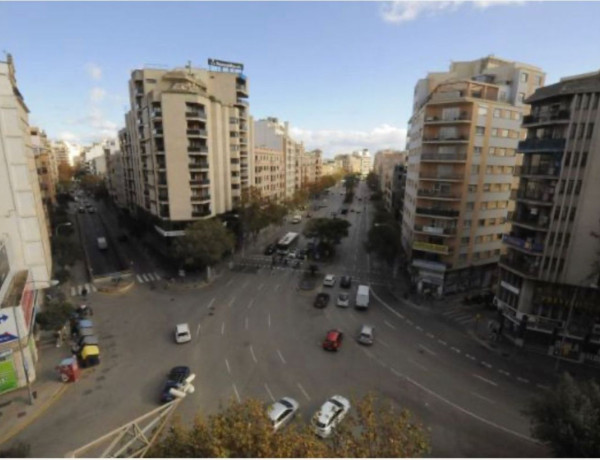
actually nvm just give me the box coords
[148,395,429,458]
[175,219,235,269]
[36,300,74,331]
[367,223,401,266]
[366,172,379,191]
[526,373,600,457]
[0,441,30,458]
[303,218,351,245]
[57,163,73,185]
[238,187,287,242]
[53,234,80,268]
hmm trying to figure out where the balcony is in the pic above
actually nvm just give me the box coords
[189,162,209,170]
[158,194,169,202]
[516,189,554,205]
[186,111,207,120]
[134,88,144,97]
[423,135,469,143]
[417,189,461,200]
[412,240,451,255]
[502,234,544,254]
[153,128,163,136]
[156,163,166,170]
[518,138,566,153]
[190,178,210,186]
[419,172,464,182]
[191,195,211,202]
[522,110,570,126]
[152,109,162,118]
[239,123,248,131]
[236,84,249,96]
[519,165,560,178]
[421,153,467,162]
[499,255,540,279]
[235,99,249,107]
[414,225,456,236]
[415,207,460,218]
[511,213,550,231]
[187,129,208,137]
[188,145,208,153]
[424,114,471,124]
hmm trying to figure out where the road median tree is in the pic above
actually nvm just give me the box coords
[175,219,235,274]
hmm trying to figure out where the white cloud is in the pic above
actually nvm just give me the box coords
[90,87,106,103]
[85,63,102,80]
[58,131,79,142]
[290,124,407,158]
[380,0,523,23]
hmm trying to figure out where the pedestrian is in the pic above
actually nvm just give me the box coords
[81,287,88,298]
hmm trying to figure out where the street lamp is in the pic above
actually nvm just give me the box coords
[55,222,72,237]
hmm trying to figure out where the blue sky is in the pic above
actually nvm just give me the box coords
[1,1,600,157]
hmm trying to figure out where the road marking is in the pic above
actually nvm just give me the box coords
[267,313,271,329]
[247,299,254,309]
[498,369,511,377]
[418,344,437,356]
[207,297,216,309]
[141,274,149,282]
[277,349,286,364]
[451,347,461,354]
[250,346,258,363]
[221,322,225,335]
[226,279,233,287]
[274,284,280,292]
[147,273,156,282]
[472,392,496,405]
[465,354,476,361]
[384,320,396,330]
[409,359,428,372]
[245,317,248,330]
[85,283,91,292]
[70,287,76,296]
[233,384,241,402]
[437,339,447,346]
[264,383,275,403]
[473,374,498,387]
[258,283,264,291]
[154,272,161,280]
[225,359,231,374]
[517,377,530,384]
[228,296,236,307]
[481,361,493,369]
[297,383,310,401]
[415,325,423,332]
[405,376,537,443]
[196,323,201,337]
[536,383,550,391]
[426,333,435,339]
[377,339,390,348]
[406,319,414,326]
[390,368,403,378]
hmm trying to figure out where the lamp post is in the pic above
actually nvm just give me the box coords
[55,222,72,237]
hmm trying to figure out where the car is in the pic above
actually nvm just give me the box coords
[267,397,299,431]
[314,292,330,308]
[312,395,351,438]
[340,275,352,289]
[336,293,350,308]
[160,366,191,403]
[322,329,343,351]
[78,206,86,213]
[323,274,336,287]
[175,323,191,344]
[287,250,297,259]
[357,324,375,346]
[340,209,348,215]
[264,244,276,255]
[291,215,302,224]
[87,207,96,213]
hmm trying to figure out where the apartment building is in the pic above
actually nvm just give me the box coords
[358,149,372,178]
[497,71,600,359]
[107,150,127,210]
[322,159,341,177]
[402,56,545,297]
[334,153,362,175]
[0,55,53,393]
[51,140,71,167]
[373,150,406,192]
[299,149,323,188]
[254,146,285,201]
[118,60,253,237]
[30,127,57,235]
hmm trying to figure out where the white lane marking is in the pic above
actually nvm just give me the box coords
[225,359,231,374]
[438,339,448,346]
[147,273,156,282]
[154,272,161,280]
[415,325,423,332]
[84,283,91,292]
[377,339,390,348]
[499,369,511,377]
[409,359,428,372]
[245,317,248,330]
[91,284,97,292]
[406,319,414,326]
[277,349,286,364]
[247,299,254,309]
[274,284,280,292]
[228,296,236,307]
[481,361,493,369]
[264,383,275,403]
[418,345,437,356]
[268,313,271,329]
[297,383,310,401]
[473,374,498,387]
[250,346,258,363]
[258,283,264,291]
[226,279,233,287]
[517,377,530,384]
[536,383,550,391]
[472,392,496,405]
[196,323,201,337]
[70,287,76,296]
[207,297,216,309]
[466,354,476,361]
[451,347,461,354]
[426,333,435,339]
[384,320,396,330]
[233,384,241,403]
[221,322,225,335]
[390,368,403,378]
[141,274,149,282]
[397,312,405,319]
[404,376,537,443]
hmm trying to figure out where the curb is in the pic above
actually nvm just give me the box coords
[0,383,69,447]
[96,280,136,295]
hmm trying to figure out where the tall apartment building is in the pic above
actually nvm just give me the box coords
[334,153,362,175]
[402,56,545,297]
[0,55,53,393]
[30,127,57,234]
[299,149,323,187]
[51,140,71,167]
[322,159,341,177]
[119,60,253,238]
[358,149,372,178]
[254,146,285,201]
[107,150,127,210]
[497,71,600,359]
[373,149,406,192]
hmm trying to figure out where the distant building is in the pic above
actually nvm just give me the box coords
[30,127,57,234]
[300,149,323,188]
[322,159,341,177]
[254,146,285,202]
[373,149,406,192]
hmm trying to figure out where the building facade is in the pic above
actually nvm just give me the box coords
[118,61,253,237]
[497,71,600,361]
[299,149,323,188]
[402,56,545,297]
[30,127,57,235]
[254,146,285,201]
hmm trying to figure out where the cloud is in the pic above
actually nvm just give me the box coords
[85,63,102,80]
[90,87,106,103]
[290,124,407,158]
[380,0,523,23]
[58,131,79,142]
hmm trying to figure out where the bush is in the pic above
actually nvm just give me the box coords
[0,441,30,458]
[36,300,74,331]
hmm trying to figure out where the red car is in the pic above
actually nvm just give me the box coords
[323,330,343,351]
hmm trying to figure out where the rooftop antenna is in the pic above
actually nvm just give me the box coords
[186,60,192,75]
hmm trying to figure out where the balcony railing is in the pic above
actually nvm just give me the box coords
[417,189,461,199]
[235,99,249,106]
[158,194,169,201]
[421,153,467,162]
[424,114,470,123]
[518,138,566,153]
[415,207,460,217]
[523,110,570,125]
[511,213,550,229]
[189,162,209,169]
[419,172,464,181]
[187,129,208,136]
[189,178,210,185]
[503,234,544,254]
[519,165,560,177]
[186,111,207,119]
[517,189,554,203]
[499,255,540,278]
[152,109,162,118]
[188,145,208,153]
[153,128,163,136]
[414,225,456,235]
[423,135,469,142]
[191,195,211,202]
[412,240,451,255]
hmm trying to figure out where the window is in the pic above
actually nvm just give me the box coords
[483,184,491,192]
[564,151,571,166]
[587,123,595,139]
[476,126,486,135]
[491,128,498,137]
[559,180,565,194]
[478,105,488,116]
[535,75,543,86]
[474,146,482,155]
[480,202,487,210]
[575,180,582,195]
[498,201,507,209]
[468,184,477,193]
[494,108,502,118]
[489,147,496,155]
[512,111,521,121]
[593,95,599,110]
[582,94,590,110]
[466,202,475,211]
[573,151,580,167]
[570,124,577,139]
[581,152,588,167]
[518,92,526,102]
[569,207,577,222]
[486,166,494,174]
[520,73,529,83]
[567,180,574,194]
[464,219,471,227]
[471,165,480,174]
[479,219,486,226]
[575,95,581,110]
[461,236,470,244]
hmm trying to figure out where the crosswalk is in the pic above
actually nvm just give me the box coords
[70,283,98,297]
[441,307,477,326]
[136,272,162,283]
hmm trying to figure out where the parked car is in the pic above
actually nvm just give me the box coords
[267,397,299,431]
[161,366,191,403]
[322,329,343,351]
[314,292,330,308]
[336,292,350,308]
[174,323,192,344]
[340,275,352,289]
[312,395,351,438]
[357,324,375,346]
[323,274,336,287]
[264,244,276,255]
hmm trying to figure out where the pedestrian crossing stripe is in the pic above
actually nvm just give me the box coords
[70,284,98,296]
[136,272,162,283]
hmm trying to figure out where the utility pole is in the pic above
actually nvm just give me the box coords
[554,287,577,373]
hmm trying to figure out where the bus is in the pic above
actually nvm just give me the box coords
[276,232,299,254]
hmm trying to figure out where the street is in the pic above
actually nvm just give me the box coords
[15,181,547,457]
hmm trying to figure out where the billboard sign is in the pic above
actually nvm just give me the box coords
[208,58,244,72]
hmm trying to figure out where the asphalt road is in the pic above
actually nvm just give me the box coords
[17,181,548,457]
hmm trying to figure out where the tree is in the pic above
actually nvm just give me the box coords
[175,219,235,270]
[367,224,401,266]
[366,172,379,191]
[36,300,74,331]
[148,395,430,458]
[57,163,73,185]
[0,441,30,458]
[303,218,351,245]
[237,187,287,242]
[526,373,600,457]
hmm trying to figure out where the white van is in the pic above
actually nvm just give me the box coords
[355,285,370,310]
[97,237,108,250]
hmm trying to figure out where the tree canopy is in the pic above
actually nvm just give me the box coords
[148,394,430,458]
[175,219,235,269]
[303,217,351,244]
[526,373,600,457]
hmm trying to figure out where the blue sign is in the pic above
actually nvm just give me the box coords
[0,333,18,344]
[0,314,8,324]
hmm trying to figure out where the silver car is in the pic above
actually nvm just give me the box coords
[312,395,351,438]
[267,397,299,431]
[337,292,350,308]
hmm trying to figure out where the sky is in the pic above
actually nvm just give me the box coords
[1,1,600,158]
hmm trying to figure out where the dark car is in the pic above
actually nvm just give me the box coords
[340,276,352,289]
[323,330,344,351]
[340,209,348,215]
[314,292,330,309]
[161,366,191,403]
[264,244,276,255]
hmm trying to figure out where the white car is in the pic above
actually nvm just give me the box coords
[323,274,336,287]
[312,395,351,438]
[337,292,350,308]
[287,250,297,259]
[267,397,299,431]
[175,323,192,344]
[291,214,302,224]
